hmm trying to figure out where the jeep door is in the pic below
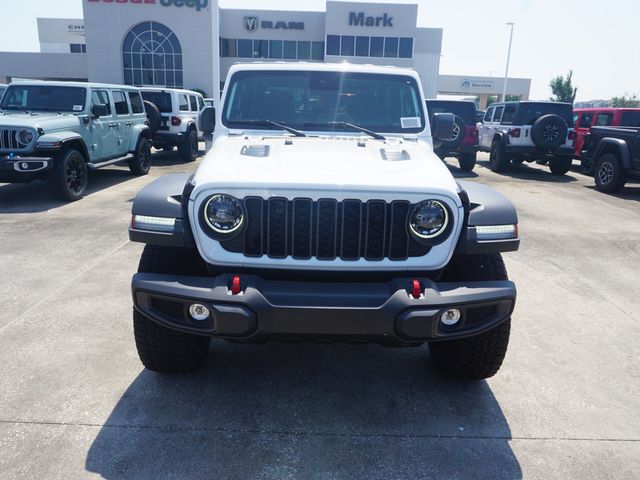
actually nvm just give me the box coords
[112,90,132,155]
[89,89,118,161]
[478,106,495,149]
[574,111,594,156]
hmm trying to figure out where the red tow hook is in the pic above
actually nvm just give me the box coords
[230,275,242,295]
[411,279,422,299]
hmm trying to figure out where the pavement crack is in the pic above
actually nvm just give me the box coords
[1,419,639,443]
[0,239,130,333]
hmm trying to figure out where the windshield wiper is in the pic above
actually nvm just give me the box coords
[228,119,306,137]
[303,121,385,140]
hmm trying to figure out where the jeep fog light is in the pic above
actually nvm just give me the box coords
[189,304,210,321]
[132,215,176,232]
[440,309,461,326]
[476,224,517,241]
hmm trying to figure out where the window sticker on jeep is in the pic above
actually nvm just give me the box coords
[73,105,83,111]
[401,117,421,129]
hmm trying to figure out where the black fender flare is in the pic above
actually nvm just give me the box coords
[593,138,631,169]
[129,173,196,247]
[455,180,519,254]
[492,131,509,148]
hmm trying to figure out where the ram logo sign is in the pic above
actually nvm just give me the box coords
[243,16,259,32]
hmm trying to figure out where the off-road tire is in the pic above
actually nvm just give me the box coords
[143,101,161,135]
[531,114,567,149]
[429,254,511,380]
[133,245,210,373]
[179,129,198,162]
[128,137,152,175]
[48,148,87,201]
[548,156,572,175]
[595,153,627,193]
[440,115,466,150]
[489,140,509,173]
[458,153,476,172]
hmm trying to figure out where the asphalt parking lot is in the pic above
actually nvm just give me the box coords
[0,149,639,479]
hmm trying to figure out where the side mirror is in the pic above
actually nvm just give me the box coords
[200,106,215,135]
[432,113,455,141]
[91,103,108,118]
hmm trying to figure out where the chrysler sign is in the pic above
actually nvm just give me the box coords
[87,0,209,12]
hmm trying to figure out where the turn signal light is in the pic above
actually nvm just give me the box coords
[509,128,521,138]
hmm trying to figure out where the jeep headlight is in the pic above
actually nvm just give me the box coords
[18,129,34,145]
[409,200,449,239]
[203,194,244,234]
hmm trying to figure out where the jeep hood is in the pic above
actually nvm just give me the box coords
[193,135,460,198]
[0,112,80,130]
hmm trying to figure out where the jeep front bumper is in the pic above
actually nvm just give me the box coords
[132,273,516,344]
[0,155,53,182]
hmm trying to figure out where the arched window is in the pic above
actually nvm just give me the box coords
[122,21,183,88]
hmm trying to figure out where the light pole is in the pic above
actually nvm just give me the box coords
[502,22,515,101]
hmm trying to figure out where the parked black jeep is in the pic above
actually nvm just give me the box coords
[582,126,640,192]
[426,100,479,172]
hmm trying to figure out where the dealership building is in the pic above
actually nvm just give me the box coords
[0,0,530,107]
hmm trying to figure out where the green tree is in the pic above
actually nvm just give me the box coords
[486,95,499,107]
[505,94,521,101]
[549,70,577,103]
[190,87,208,98]
[611,93,640,108]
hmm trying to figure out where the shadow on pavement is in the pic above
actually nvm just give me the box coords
[584,184,640,203]
[86,341,521,479]
[0,151,199,214]
[477,159,578,183]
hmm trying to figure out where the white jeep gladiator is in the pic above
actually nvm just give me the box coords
[129,63,520,380]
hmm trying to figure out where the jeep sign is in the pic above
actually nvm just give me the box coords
[87,0,209,12]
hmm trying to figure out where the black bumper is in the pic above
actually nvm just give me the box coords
[132,273,516,344]
[435,144,478,157]
[152,131,183,146]
[505,145,573,158]
[0,155,54,183]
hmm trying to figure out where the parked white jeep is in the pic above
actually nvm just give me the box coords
[140,87,205,162]
[129,63,520,380]
[0,81,152,201]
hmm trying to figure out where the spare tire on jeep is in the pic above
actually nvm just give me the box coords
[144,100,161,135]
[439,115,465,150]
[531,114,567,150]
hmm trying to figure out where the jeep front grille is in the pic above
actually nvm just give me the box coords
[219,197,430,261]
[0,128,30,151]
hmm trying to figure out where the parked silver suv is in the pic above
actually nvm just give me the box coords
[0,81,152,201]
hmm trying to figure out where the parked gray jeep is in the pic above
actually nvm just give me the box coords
[0,81,152,201]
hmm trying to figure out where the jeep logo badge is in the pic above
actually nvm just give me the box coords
[243,16,259,32]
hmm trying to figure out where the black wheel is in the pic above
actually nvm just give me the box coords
[489,140,509,172]
[143,101,161,135]
[48,148,87,201]
[548,156,572,175]
[531,114,567,150]
[439,115,466,150]
[179,129,198,162]
[595,153,627,193]
[458,153,476,172]
[134,245,210,373]
[430,254,511,380]
[128,137,152,175]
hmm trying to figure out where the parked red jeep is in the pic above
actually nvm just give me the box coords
[573,108,640,158]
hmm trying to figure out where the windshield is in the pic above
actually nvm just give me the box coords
[0,85,86,112]
[517,102,574,126]
[141,91,172,113]
[222,70,425,134]
[426,100,476,124]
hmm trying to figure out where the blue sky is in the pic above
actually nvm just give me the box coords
[1,0,638,101]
